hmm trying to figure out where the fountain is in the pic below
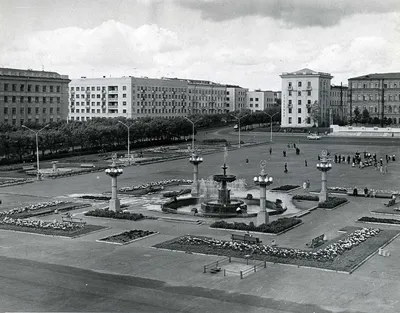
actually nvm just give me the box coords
[200,163,247,216]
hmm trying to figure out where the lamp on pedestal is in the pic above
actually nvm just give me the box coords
[189,152,203,196]
[254,160,273,226]
[316,149,332,203]
[105,154,123,212]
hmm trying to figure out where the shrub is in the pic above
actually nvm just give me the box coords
[358,216,400,224]
[292,194,319,201]
[318,197,347,208]
[79,195,111,201]
[84,209,144,221]
[271,185,300,191]
[210,217,301,234]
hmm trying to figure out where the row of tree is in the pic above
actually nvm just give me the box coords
[351,107,394,125]
[0,108,281,163]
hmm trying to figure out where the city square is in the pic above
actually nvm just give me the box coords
[1,128,400,312]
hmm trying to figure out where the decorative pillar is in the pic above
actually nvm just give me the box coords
[105,154,123,212]
[189,152,203,196]
[316,150,332,203]
[254,160,273,226]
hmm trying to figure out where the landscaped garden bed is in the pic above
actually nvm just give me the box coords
[358,216,400,226]
[0,216,105,237]
[84,209,146,221]
[210,217,302,234]
[0,178,31,187]
[79,195,111,201]
[119,179,192,193]
[154,228,400,272]
[292,194,319,201]
[318,197,348,209]
[271,185,300,192]
[98,229,157,245]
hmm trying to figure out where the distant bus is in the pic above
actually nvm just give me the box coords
[234,124,238,131]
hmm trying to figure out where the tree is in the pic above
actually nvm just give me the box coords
[353,107,361,125]
[309,101,321,126]
[361,108,370,124]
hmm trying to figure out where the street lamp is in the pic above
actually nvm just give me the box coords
[316,150,332,203]
[261,112,279,143]
[183,116,201,151]
[253,160,273,225]
[22,124,49,180]
[231,113,250,148]
[105,154,124,212]
[189,152,203,196]
[118,121,134,165]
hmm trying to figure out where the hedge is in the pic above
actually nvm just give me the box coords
[271,185,300,191]
[84,209,145,221]
[318,197,347,208]
[292,194,319,201]
[210,217,302,234]
[358,216,400,225]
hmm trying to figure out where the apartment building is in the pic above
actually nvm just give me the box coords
[330,84,348,124]
[246,90,274,112]
[225,85,248,112]
[280,68,332,127]
[273,91,281,106]
[348,73,400,124]
[188,80,229,114]
[0,67,70,126]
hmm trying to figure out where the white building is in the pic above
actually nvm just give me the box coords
[246,90,274,112]
[226,85,248,112]
[280,68,333,127]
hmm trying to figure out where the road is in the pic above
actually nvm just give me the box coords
[0,255,336,313]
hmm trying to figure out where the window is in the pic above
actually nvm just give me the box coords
[43,97,46,103]
[123,94,126,98]
[50,86,54,92]
[12,108,16,114]
[123,109,127,113]
[123,101,126,106]
[288,100,292,105]
[307,91,311,96]
[288,91,292,96]
[50,108,53,114]
[288,82,292,87]
[4,96,8,103]
[28,108,31,114]
[57,97,60,103]
[255,97,259,101]
[307,100,311,105]
[298,81,302,87]
[35,85,39,92]
[123,86,127,90]
[28,96,31,103]
[50,97,53,103]
[43,86,47,92]
[298,100,301,105]
[20,96,24,103]
[298,91,301,96]
[91,86,95,91]
[288,108,292,114]
[3,108,8,114]
[307,81,311,87]
[43,108,46,113]
[298,117,302,124]
[288,117,292,124]
[35,107,39,114]
[20,85,24,92]
[307,108,311,114]
[4,83,8,91]
[76,87,80,91]
[250,98,253,101]
[298,108,301,113]
[12,96,16,103]
[57,107,60,113]
[12,84,16,91]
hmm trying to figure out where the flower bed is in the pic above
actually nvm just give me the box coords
[271,185,300,192]
[0,216,84,230]
[0,178,28,187]
[154,228,399,272]
[292,194,319,201]
[45,166,109,178]
[120,179,193,192]
[210,217,301,234]
[79,195,111,201]
[0,201,66,216]
[99,229,157,244]
[84,209,145,221]
[358,216,400,225]
[318,197,347,209]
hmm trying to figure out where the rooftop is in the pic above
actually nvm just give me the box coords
[0,67,69,80]
[349,73,400,80]
[281,68,332,77]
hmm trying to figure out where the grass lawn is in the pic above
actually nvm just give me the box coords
[0,224,106,237]
[154,230,399,273]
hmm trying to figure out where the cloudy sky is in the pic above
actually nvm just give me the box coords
[1,0,400,90]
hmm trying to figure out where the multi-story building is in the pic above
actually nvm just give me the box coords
[280,68,332,127]
[0,67,70,126]
[69,76,235,121]
[348,73,400,124]
[330,84,348,124]
[246,90,274,112]
[273,91,281,106]
[225,85,247,112]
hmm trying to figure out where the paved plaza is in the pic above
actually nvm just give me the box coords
[1,129,400,312]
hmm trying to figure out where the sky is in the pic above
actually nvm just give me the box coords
[0,0,400,90]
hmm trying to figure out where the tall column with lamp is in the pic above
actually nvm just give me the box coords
[183,116,200,151]
[316,150,332,203]
[253,160,273,225]
[261,112,279,143]
[22,124,49,180]
[118,121,134,165]
[105,154,124,212]
[231,113,250,148]
[189,152,203,196]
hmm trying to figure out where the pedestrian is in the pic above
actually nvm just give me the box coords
[393,154,396,161]
[269,147,272,155]
[283,150,286,157]
[347,155,351,164]
[246,158,249,164]
[380,165,383,174]
[353,187,358,197]
[380,158,383,166]
[364,187,369,197]
[306,180,310,189]
[293,143,296,149]
[284,162,288,173]
[385,165,388,174]
[305,159,308,167]
[334,154,337,163]
[303,181,307,190]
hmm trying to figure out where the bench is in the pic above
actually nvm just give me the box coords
[209,267,221,274]
[62,216,86,224]
[306,234,325,248]
[80,163,95,168]
[384,199,396,207]
[231,234,262,244]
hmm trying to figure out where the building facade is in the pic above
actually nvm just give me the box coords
[225,85,248,112]
[246,90,274,112]
[188,80,229,114]
[0,67,70,126]
[330,85,348,124]
[348,73,400,125]
[280,68,332,127]
[273,91,281,106]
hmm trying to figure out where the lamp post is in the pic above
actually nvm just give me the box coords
[118,121,134,165]
[261,112,279,142]
[253,160,273,226]
[105,154,124,212]
[231,113,250,148]
[189,152,203,196]
[22,124,49,180]
[183,116,200,151]
[316,150,332,203]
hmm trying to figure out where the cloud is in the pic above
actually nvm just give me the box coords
[176,0,400,27]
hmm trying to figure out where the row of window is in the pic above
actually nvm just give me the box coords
[288,99,312,105]
[288,81,312,88]
[287,108,311,114]
[3,107,61,114]
[71,86,126,91]
[358,105,400,114]
[1,83,61,93]
[2,96,61,104]
[3,118,60,125]
[353,94,400,101]
[352,82,400,89]
[288,91,312,96]
[71,107,190,114]
[287,117,311,124]
[72,93,127,99]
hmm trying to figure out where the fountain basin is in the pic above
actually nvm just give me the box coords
[213,174,237,183]
[201,199,247,217]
